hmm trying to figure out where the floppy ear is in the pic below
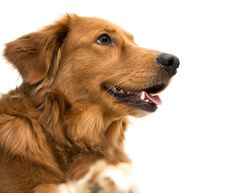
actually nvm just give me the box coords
[4,16,70,84]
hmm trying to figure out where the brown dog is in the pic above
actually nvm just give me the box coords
[0,14,179,193]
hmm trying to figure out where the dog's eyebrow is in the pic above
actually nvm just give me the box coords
[104,27,134,40]
[103,27,117,34]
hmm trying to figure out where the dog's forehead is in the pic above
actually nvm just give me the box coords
[78,16,134,40]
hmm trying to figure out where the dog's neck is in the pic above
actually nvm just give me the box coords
[19,83,129,163]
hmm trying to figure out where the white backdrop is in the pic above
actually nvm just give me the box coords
[0,0,235,193]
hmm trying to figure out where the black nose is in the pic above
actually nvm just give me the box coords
[156,54,180,76]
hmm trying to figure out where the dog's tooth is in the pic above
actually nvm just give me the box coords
[112,86,117,92]
[140,91,145,100]
[119,89,124,94]
[144,99,149,102]
[151,93,159,96]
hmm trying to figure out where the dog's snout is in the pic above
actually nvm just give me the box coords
[156,54,180,75]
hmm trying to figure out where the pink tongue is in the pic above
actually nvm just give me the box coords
[144,91,162,105]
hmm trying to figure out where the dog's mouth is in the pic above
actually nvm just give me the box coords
[103,83,167,112]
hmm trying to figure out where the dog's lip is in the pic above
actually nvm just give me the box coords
[103,83,166,112]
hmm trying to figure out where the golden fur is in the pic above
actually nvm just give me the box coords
[0,14,177,193]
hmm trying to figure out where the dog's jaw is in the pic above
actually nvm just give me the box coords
[102,83,167,113]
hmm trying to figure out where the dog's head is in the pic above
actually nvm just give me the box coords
[4,14,179,116]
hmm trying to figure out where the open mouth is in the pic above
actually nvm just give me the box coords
[103,83,167,112]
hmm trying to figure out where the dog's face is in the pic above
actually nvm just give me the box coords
[4,15,179,116]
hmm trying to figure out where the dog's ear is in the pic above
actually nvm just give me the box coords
[4,16,71,84]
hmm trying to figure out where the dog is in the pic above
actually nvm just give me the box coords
[0,14,179,193]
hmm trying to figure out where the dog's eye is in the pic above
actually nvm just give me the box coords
[96,34,114,45]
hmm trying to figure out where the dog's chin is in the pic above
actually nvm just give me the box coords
[102,82,168,113]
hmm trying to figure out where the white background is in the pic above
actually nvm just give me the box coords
[0,0,235,193]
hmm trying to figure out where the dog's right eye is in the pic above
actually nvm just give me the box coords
[96,34,114,46]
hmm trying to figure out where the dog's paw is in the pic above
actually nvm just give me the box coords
[57,161,138,193]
